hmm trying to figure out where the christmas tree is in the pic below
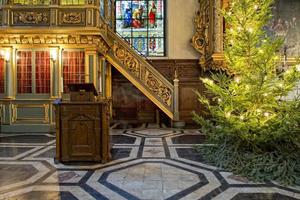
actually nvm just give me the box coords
[194,0,300,185]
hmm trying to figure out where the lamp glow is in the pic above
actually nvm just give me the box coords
[4,51,10,61]
[234,76,241,83]
[225,112,231,118]
[50,49,57,61]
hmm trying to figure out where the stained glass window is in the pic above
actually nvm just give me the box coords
[62,51,85,93]
[100,0,105,18]
[17,51,32,94]
[17,51,51,94]
[115,0,165,56]
[61,0,85,5]
[35,51,50,94]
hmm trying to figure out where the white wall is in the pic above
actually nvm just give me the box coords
[164,0,199,59]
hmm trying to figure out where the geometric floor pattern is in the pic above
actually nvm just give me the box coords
[0,126,299,200]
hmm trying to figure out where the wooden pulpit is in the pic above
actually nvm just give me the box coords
[54,83,110,163]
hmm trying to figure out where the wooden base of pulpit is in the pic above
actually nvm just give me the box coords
[54,84,110,163]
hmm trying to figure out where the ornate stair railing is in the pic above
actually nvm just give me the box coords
[99,24,176,120]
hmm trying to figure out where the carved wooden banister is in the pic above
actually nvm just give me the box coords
[101,25,175,119]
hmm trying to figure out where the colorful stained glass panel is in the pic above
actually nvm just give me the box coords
[115,0,165,57]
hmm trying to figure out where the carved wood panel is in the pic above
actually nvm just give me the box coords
[112,59,203,125]
[58,10,86,26]
[12,10,50,26]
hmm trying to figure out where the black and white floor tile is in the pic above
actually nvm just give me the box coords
[0,127,299,200]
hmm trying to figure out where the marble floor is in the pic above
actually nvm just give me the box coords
[0,126,299,200]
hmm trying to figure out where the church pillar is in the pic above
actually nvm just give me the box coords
[105,62,112,116]
[50,48,59,98]
[86,49,97,86]
[4,48,14,99]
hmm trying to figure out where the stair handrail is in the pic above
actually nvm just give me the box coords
[106,26,174,90]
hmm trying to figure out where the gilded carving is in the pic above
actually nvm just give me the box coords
[0,34,110,54]
[59,11,85,25]
[192,0,230,72]
[62,12,82,24]
[113,41,173,107]
[145,71,172,106]
[13,11,49,25]
[113,43,140,78]
[191,0,210,66]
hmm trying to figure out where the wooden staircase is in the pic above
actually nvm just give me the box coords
[99,23,178,120]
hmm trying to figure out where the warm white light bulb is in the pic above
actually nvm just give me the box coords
[225,112,231,118]
[234,77,241,83]
[50,49,57,61]
[256,109,261,113]
[204,78,213,85]
[4,51,10,61]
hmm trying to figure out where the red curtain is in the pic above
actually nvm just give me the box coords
[0,58,4,93]
[62,51,85,93]
[35,51,50,93]
[17,51,32,93]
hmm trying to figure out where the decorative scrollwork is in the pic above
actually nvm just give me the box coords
[62,12,82,24]
[113,41,173,107]
[113,44,140,78]
[191,0,210,66]
[193,0,231,73]
[0,34,110,54]
[13,11,49,25]
[145,71,172,106]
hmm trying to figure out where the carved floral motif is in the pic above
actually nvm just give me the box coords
[192,0,230,73]
[13,11,49,25]
[145,71,172,106]
[191,0,210,66]
[113,42,173,107]
[113,44,140,78]
[0,34,109,54]
[62,12,82,24]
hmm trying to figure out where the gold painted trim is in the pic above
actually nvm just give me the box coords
[11,104,50,123]
[107,56,174,119]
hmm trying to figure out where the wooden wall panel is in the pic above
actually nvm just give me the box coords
[112,59,205,126]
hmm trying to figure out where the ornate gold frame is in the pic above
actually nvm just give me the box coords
[192,0,298,72]
[11,104,50,123]
[192,0,229,72]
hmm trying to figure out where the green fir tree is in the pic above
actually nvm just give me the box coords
[194,0,300,185]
